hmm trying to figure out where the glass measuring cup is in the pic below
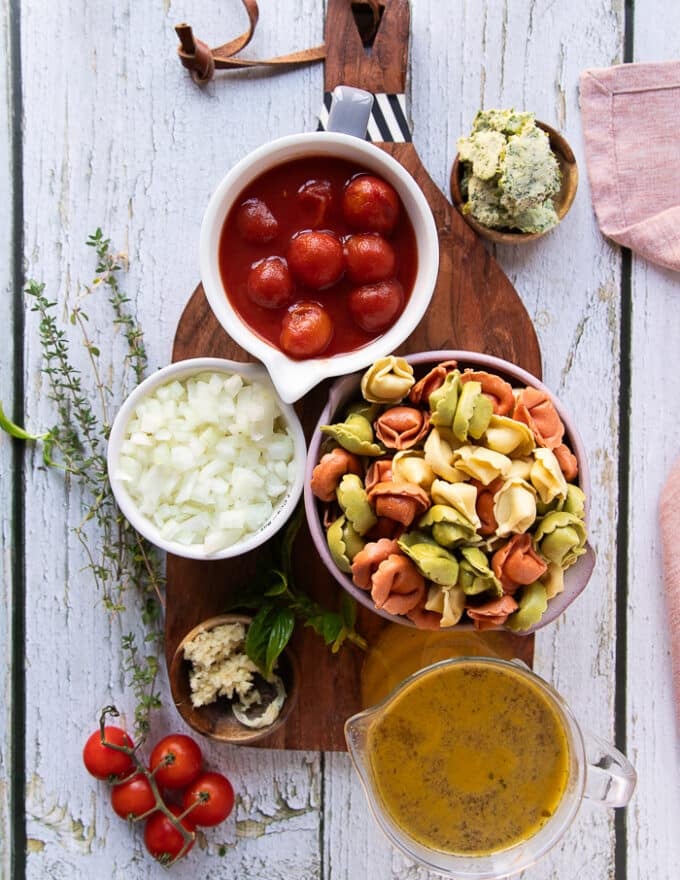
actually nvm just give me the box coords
[345,657,636,879]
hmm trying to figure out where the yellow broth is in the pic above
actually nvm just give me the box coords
[367,661,570,855]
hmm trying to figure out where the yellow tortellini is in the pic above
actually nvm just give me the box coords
[507,458,533,480]
[424,427,467,483]
[483,414,535,457]
[430,479,481,529]
[425,584,466,627]
[492,477,537,537]
[391,450,436,490]
[453,445,512,485]
[530,447,568,504]
[360,356,414,404]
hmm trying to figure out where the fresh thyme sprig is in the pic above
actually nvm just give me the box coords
[2,232,164,737]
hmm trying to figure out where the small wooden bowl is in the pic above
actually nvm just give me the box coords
[169,614,300,744]
[450,121,578,244]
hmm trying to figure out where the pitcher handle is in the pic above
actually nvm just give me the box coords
[326,85,374,138]
[582,729,637,807]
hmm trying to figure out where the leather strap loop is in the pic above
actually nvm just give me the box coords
[176,0,381,84]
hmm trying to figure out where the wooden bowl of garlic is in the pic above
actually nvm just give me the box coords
[169,614,300,744]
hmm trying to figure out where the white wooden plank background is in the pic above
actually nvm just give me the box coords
[627,5,680,879]
[1,1,16,876]
[1,0,678,878]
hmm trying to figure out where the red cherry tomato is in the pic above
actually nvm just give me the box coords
[111,773,157,820]
[296,179,333,228]
[144,804,195,864]
[182,772,235,827]
[348,279,404,333]
[150,734,202,790]
[280,301,334,358]
[342,175,400,236]
[344,233,397,284]
[236,198,279,244]
[83,726,135,781]
[287,231,344,289]
[246,256,294,308]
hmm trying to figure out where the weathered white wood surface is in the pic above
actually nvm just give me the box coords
[0,0,678,877]
[1,1,15,877]
[627,6,680,880]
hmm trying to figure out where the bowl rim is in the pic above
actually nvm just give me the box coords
[199,130,440,404]
[450,120,579,244]
[107,356,306,560]
[303,349,595,633]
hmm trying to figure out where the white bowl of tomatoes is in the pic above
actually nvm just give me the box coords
[200,131,439,404]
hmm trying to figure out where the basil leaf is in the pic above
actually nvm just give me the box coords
[245,606,275,671]
[321,612,343,646]
[265,608,295,677]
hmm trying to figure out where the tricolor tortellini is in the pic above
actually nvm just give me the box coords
[309,356,588,632]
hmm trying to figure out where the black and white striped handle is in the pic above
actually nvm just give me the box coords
[318,90,412,143]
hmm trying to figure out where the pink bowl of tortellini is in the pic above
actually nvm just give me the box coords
[303,351,595,634]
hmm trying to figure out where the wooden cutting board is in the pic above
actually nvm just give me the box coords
[165,0,541,751]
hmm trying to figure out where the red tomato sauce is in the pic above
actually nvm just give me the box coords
[219,156,418,358]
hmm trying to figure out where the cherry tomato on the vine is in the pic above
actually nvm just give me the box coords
[144,805,195,864]
[182,772,235,827]
[82,726,135,781]
[111,772,157,820]
[150,734,203,790]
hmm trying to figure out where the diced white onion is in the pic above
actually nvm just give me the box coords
[115,371,295,552]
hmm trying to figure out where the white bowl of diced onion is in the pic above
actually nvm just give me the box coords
[107,358,306,559]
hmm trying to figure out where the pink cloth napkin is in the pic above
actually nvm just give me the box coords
[660,457,680,727]
[579,61,680,272]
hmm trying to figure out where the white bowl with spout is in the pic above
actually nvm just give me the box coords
[199,90,439,404]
